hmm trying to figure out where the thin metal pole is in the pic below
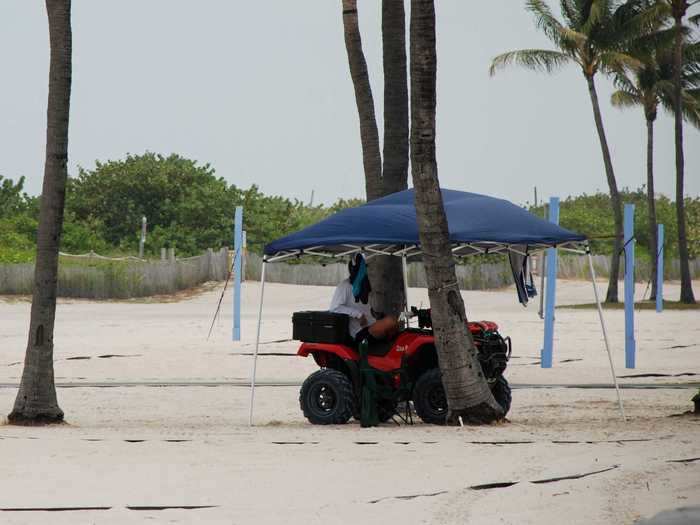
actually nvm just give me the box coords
[587,248,626,421]
[538,203,548,319]
[538,253,546,319]
[402,254,410,327]
[249,260,267,426]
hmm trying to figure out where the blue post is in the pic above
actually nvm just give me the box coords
[233,206,243,341]
[541,197,560,368]
[624,204,636,368]
[656,224,664,313]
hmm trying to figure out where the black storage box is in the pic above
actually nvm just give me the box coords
[292,311,349,344]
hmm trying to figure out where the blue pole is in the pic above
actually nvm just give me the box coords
[624,204,636,368]
[233,206,243,341]
[656,224,664,313]
[541,196,560,368]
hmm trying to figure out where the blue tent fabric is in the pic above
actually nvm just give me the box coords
[264,188,585,256]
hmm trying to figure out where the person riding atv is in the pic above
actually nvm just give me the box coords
[293,255,512,425]
[329,254,399,344]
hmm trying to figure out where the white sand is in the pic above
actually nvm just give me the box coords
[0,279,698,524]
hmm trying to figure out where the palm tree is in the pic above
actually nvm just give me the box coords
[490,0,648,303]
[9,0,71,423]
[378,0,410,316]
[341,0,382,200]
[410,0,502,423]
[665,0,698,303]
[611,28,700,301]
[341,0,408,316]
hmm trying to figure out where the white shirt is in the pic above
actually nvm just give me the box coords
[329,279,376,338]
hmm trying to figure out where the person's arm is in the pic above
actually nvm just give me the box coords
[329,282,363,319]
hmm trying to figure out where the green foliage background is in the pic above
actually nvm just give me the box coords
[1,152,698,263]
[0,153,363,262]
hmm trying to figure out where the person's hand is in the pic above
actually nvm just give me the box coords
[359,314,368,327]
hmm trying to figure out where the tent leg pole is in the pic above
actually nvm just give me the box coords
[402,254,410,327]
[587,248,626,421]
[249,260,267,426]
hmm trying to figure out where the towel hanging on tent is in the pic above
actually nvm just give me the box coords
[509,245,537,306]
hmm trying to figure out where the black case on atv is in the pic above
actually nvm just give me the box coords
[292,311,349,344]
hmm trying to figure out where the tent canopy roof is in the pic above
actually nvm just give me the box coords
[264,188,586,259]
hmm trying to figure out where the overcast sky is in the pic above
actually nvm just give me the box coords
[1,1,698,207]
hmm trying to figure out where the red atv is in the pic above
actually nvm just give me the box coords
[293,308,512,425]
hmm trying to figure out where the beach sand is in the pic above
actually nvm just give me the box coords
[0,279,698,524]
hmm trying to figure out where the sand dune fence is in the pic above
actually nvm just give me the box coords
[0,248,228,299]
[1,250,696,298]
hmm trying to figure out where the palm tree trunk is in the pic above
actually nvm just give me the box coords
[410,0,501,424]
[342,0,407,316]
[646,115,658,300]
[672,8,695,304]
[373,0,410,317]
[585,74,623,303]
[341,0,382,201]
[8,0,71,424]
[382,0,409,194]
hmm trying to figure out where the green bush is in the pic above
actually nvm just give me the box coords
[2,156,697,264]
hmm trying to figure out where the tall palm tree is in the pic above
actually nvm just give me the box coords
[342,0,382,201]
[9,0,71,423]
[382,0,410,195]
[378,0,410,316]
[410,0,502,423]
[611,29,700,300]
[665,0,698,303]
[341,0,408,316]
[490,0,648,303]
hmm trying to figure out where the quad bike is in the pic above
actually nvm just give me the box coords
[293,308,512,425]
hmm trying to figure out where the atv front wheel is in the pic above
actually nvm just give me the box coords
[490,376,512,416]
[413,368,447,425]
[414,369,512,424]
[300,369,354,425]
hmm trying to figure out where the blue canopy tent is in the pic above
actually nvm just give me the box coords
[265,188,585,258]
[247,189,624,424]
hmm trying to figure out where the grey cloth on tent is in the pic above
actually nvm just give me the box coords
[509,245,529,306]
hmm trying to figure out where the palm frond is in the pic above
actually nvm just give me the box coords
[582,0,613,35]
[599,50,644,75]
[680,90,700,129]
[489,49,573,76]
[658,83,700,128]
[560,0,581,29]
[630,1,672,33]
[526,0,564,42]
[689,13,700,28]
[611,89,642,108]
[612,70,640,94]
[628,26,677,57]
[526,0,586,50]
[685,40,700,68]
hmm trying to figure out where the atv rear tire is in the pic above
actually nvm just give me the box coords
[300,369,354,425]
[413,368,447,425]
[490,376,512,416]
